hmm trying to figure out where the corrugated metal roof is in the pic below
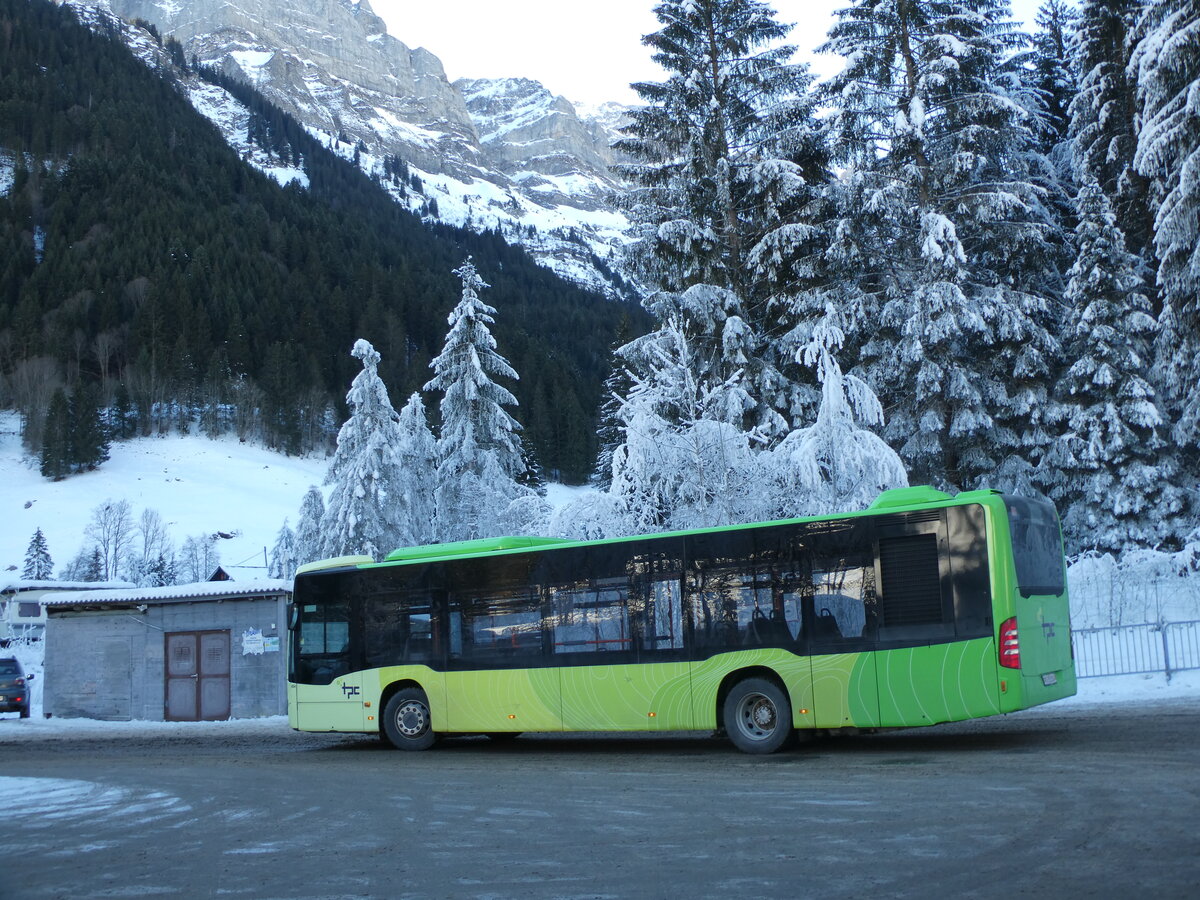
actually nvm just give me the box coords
[41,579,292,607]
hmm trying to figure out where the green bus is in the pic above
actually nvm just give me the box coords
[287,486,1075,753]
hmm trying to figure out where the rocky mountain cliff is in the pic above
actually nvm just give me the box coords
[83,0,633,297]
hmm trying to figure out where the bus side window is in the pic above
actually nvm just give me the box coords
[451,588,546,663]
[644,577,683,652]
[810,556,875,642]
[297,601,351,685]
[365,595,437,668]
[688,567,777,649]
[771,572,805,642]
[552,578,632,654]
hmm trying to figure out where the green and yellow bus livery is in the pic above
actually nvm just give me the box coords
[288,487,1075,753]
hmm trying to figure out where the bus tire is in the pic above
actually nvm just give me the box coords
[382,688,437,751]
[723,677,793,754]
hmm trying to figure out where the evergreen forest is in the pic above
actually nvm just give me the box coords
[0,0,647,482]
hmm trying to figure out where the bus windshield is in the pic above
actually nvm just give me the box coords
[1006,496,1065,597]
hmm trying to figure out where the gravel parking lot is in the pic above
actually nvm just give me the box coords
[2,697,1199,899]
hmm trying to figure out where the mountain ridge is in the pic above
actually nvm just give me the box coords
[82,0,634,298]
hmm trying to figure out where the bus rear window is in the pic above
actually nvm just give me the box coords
[1005,497,1065,597]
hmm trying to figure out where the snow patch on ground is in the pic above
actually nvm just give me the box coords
[230,49,275,70]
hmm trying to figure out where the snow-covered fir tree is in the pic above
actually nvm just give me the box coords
[22,527,53,580]
[268,520,297,580]
[320,340,412,561]
[1129,0,1200,472]
[768,307,908,518]
[425,260,545,542]
[1042,181,1180,552]
[1031,0,1080,158]
[142,553,177,588]
[614,0,829,440]
[1069,0,1157,269]
[1028,0,1081,237]
[607,320,764,534]
[819,0,1063,493]
[294,485,325,566]
[392,393,437,547]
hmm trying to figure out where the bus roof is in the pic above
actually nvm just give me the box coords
[383,536,568,563]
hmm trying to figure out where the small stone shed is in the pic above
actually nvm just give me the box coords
[42,579,292,721]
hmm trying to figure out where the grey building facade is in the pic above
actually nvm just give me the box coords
[42,581,291,721]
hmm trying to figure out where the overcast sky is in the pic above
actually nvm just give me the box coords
[371,0,1047,107]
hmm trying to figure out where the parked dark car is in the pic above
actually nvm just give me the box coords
[0,657,33,718]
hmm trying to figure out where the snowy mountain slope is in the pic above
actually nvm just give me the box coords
[68,2,310,189]
[76,0,635,298]
[0,412,327,580]
[0,408,586,579]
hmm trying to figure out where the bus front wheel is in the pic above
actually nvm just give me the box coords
[383,688,437,751]
[723,678,794,754]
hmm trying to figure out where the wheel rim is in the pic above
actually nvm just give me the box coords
[733,691,777,742]
[395,699,429,738]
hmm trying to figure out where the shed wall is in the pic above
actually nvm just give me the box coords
[45,595,289,721]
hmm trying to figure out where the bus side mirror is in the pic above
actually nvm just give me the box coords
[287,602,298,631]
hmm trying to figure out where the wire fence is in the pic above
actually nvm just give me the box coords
[1072,620,1200,680]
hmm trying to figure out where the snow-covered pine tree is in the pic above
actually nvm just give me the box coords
[320,340,411,561]
[268,520,297,580]
[1028,0,1082,238]
[22,527,53,580]
[39,388,69,480]
[1129,0,1200,472]
[614,0,828,440]
[1070,0,1158,269]
[293,485,325,566]
[393,392,437,546]
[820,0,1063,493]
[608,319,764,534]
[768,307,907,518]
[1031,0,1080,158]
[67,382,110,473]
[592,315,635,490]
[143,552,177,587]
[1042,181,1180,552]
[425,260,544,542]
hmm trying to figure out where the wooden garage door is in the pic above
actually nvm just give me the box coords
[165,631,231,721]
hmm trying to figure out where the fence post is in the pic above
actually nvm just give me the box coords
[1161,621,1173,682]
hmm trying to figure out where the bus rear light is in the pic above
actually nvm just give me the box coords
[999,617,1020,669]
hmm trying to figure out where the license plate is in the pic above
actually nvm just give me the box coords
[1042,673,1057,686]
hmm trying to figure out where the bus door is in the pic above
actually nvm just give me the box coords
[444,585,562,733]
[292,591,367,732]
[551,576,656,731]
[806,545,881,729]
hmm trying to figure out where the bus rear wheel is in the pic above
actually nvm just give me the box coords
[724,678,794,754]
[383,688,437,751]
